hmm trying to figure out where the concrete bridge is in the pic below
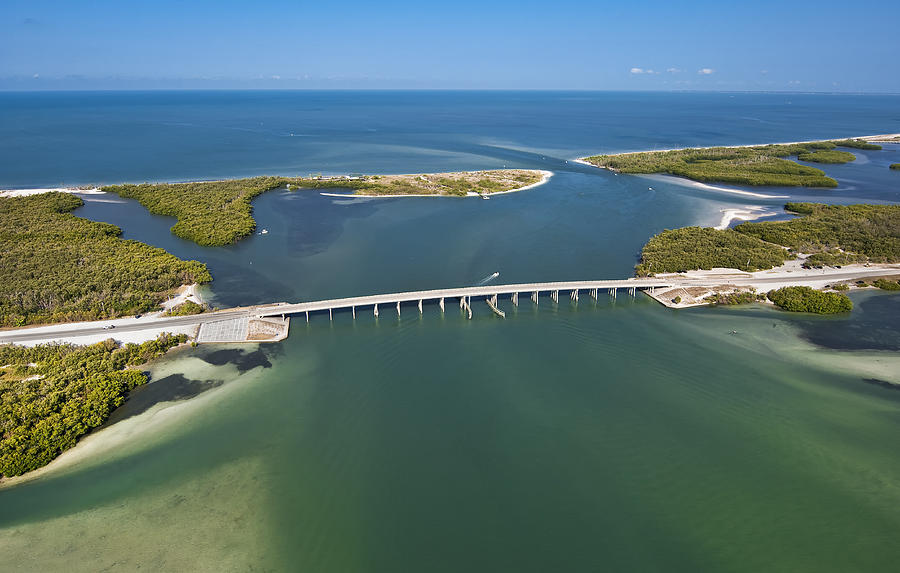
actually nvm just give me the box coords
[253,279,675,323]
[6,266,898,346]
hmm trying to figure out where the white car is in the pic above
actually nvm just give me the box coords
[102,324,116,330]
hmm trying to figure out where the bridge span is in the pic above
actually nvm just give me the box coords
[253,279,675,321]
[7,266,898,346]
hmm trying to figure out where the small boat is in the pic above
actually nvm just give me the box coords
[481,194,490,200]
[259,229,269,235]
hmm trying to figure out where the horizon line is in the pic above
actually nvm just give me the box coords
[2,88,900,96]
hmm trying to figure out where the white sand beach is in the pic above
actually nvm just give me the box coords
[715,206,778,229]
[0,187,104,198]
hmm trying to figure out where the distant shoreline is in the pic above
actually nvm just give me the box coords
[575,133,896,191]
[575,132,900,161]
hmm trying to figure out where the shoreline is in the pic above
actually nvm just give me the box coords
[575,158,790,199]
[319,170,554,198]
[640,173,790,199]
[574,132,900,161]
[1,170,554,201]
[573,133,897,196]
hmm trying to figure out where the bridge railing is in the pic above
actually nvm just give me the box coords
[254,280,674,320]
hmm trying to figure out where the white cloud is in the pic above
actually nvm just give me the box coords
[271,75,281,80]
[697,68,715,75]
[666,68,681,73]
[760,70,769,75]
[630,67,646,74]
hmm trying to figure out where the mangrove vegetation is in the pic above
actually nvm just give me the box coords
[164,300,206,316]
[796,149,856,164]
[735,203,900,263]
[874,278,900,291]
[634,226,791,275]
[104,170,545,247]
[0,334,187,477]
[583,139,882,187]
[0,193,211,327]
[637,203,900,276]
[767,286,853,314]
[105,176,291,247]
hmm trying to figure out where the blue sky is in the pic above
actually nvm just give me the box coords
[2,0,898,91]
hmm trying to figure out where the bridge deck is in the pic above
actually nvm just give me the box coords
[254,279,672,317]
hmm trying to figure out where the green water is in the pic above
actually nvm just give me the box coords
[2,298,899,571]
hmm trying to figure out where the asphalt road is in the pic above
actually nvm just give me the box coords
[0,310,250,344]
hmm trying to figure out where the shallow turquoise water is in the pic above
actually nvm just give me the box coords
[1,91,899,571]
[3,298,899,571]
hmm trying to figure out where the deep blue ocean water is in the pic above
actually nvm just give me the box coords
[2,90,900,188]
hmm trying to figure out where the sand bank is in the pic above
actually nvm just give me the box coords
[715,206,778,230]
[160,283,204,312]
[575,157,789,199]
[641,174,789,199]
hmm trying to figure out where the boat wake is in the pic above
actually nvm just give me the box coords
[476,272,500,286]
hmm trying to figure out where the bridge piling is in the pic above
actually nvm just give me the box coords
[418,299,423,314]
[374,303,379,317]
[486,296,506,318]
[551,290,559,303]
[439,297,444,312]
[305,311,309,323]
[352,305,356,319]
[396,301,401,317]
[590,288,598,300]
[460,297,473,319]
[329,308,333,321]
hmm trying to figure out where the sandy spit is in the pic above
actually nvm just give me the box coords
[320,170,554,199]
